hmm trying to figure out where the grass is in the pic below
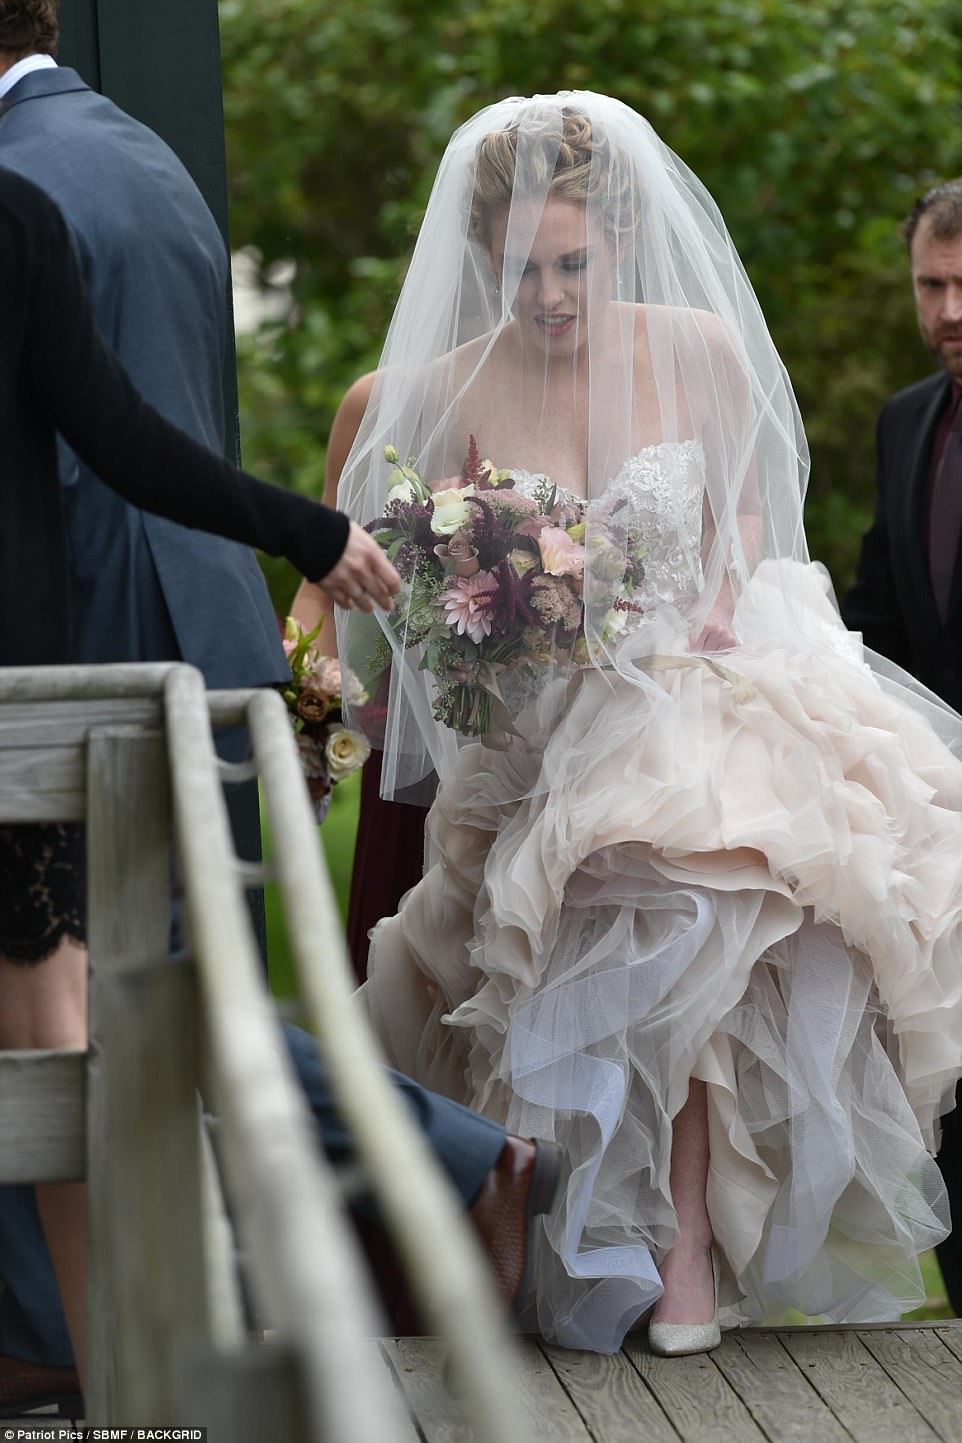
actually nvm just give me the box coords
[262,769,360,999]
[907,1250,952,1320]
[262,774,953,1323]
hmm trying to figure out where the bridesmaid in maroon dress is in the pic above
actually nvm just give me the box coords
[291,373,429,985]
[292,373,430,1328]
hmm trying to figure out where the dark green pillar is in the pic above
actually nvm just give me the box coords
[61,1,231,246]
[57,0,239,457]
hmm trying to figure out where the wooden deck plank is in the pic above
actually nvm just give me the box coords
[857,1329,962,1443]
[934,1323,962,1364]
[374,1341,427,1442]
[779,1330,940,1443]
[384,1338,593,1442]
[623,1339,767,1442]
[540,1341,681,1442]
[712,1332,851,1442]
[385,1325,962,1443]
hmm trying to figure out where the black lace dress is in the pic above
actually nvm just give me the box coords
[0,165,352,966]
[0,826,85,963]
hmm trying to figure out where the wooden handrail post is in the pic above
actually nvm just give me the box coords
[85,725,208,1423]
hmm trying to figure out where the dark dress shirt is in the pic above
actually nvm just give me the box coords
[841,371,962,711]
[922,382,962,563]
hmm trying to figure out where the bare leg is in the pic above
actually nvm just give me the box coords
[0,940,87,1378]
[34,1182,86,1378]
[650,1078,716,1324]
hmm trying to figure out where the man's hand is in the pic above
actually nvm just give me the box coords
[319,521,400,613]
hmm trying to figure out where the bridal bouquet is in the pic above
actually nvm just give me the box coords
[280,617,371,822]
[365,438,646,738]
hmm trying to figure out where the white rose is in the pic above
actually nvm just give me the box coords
[388,476,417,504]
[324,724,371,780]
[431,485,475,536]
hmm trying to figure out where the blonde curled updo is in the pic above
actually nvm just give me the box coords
[469,107,633,248]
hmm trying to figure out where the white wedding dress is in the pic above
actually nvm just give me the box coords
[364,440,961,1352]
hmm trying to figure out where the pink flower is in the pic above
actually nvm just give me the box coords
[440,571,498,644]
[296,731,327,779]
[282,638,298,657]
[484,489,540,516]
[537,526,586,577]
[434,530,481,577]
[306,655,342,696]
[550,498,584,529]
[447,531,474,558]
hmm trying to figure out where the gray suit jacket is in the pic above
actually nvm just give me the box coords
[0,66,288,688]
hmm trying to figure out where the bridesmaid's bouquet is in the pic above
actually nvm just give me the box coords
[280,617,371,822]
[365,438,645,738]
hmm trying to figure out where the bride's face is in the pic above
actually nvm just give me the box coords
[488,197,615,359]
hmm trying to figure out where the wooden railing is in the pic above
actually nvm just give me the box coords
[0,663,528,1442]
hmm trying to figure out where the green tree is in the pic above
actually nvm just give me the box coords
[219,0,961,605]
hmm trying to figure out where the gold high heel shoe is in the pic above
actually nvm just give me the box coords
[648,1246,721,1357]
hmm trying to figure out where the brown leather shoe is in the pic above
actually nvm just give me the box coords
[0,1352,83,1418]
[469,1135,563,1314]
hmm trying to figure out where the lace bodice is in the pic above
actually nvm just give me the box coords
[512,439,706,610]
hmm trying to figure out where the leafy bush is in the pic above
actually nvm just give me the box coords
[219,0,961,606]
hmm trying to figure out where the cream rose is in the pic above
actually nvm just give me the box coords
[324,724,371,780]
[431,485,476,536]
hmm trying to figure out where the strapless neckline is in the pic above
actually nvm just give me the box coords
[509,438,705,499]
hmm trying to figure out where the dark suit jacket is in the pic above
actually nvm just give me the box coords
[0,66,289,688]
[0,167,347,667]
[842,371,962,710]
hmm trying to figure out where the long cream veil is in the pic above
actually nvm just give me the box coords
[337,90,962,805]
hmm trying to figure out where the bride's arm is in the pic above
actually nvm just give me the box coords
[694,482,761,650]
[690,314,762,651]
[290,371,377,654]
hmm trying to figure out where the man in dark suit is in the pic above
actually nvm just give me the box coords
[0,14,282,915]
[0,19,289,695]
[843,177,962,1315]
[0,0,289,1402]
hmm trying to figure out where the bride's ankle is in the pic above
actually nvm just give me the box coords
[652,1241,718,1324]
[661,1229,714,1262]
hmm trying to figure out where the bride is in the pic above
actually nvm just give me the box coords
[337,91,962,1354]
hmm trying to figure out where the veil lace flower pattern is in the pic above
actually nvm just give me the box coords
[364,436,647,738]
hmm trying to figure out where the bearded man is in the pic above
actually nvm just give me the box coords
[844,178,962,1315]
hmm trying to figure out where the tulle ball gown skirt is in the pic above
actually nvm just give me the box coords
[364,566,962,1353]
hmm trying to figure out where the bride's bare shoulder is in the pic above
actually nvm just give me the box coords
[632,302,741,360]
[443,329,512,381]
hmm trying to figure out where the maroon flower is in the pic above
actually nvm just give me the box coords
[461,434,483,486]
[487,559,541,637]
[467,496,519,572]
